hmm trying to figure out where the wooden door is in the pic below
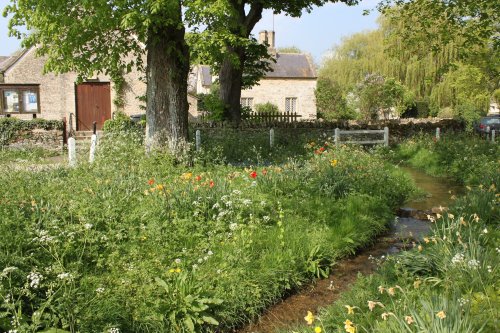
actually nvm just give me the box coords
[76,83,111,131]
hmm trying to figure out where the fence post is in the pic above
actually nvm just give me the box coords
[89,134,97,163]
[486,126,490,141]
[270,128,275,148]
[491,129,496,143]
[334,128,340,147]
[68,137,76,167]
[384,127,389,146]
[195,130,201,151]
[436,127,440,141]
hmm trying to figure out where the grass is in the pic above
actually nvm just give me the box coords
[285,134,499,333]
[0,132,416,333]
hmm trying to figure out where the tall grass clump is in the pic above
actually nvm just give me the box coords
[0,132,416,333]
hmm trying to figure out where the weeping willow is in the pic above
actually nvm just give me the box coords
[318,15,495,116]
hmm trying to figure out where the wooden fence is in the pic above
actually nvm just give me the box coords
[244,111,302,123]
[334,127,389,147]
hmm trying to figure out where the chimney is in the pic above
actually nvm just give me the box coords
[267,31,275,49]
[259,30,268,45]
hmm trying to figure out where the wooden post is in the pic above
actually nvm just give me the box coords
[436,127,440,141]
[334,128,340,147]
[89,134,97,163]
[486,126,490,141]
[270,128,275,148]
[195,130,201,151]
[68,137,76,167]
[491,129,496,143]
[384,127,389,146]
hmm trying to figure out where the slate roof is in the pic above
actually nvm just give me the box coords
[0,49,30,73]
[266,53,316,79]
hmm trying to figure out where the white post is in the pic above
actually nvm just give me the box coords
[486,126,490,141]
[384,127,389,146]
[334,128,340,147]
[195,130,201,151]
[270,128,275,148]
[491,129,495,143]
[89,134,97,163]
[436,127,440,141]
[68,137,76,167]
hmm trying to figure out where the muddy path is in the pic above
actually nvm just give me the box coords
[236,167,461,333]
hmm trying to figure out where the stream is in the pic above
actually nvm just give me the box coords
[236,167,462,333]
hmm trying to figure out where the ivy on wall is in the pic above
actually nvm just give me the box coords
[0,118,63,146]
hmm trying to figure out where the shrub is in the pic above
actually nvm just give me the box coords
[254,102,279,114]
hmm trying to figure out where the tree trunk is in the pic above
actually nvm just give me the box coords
[219,46,245,123]
[145,10,189,155]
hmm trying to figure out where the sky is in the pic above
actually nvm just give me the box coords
[0,0,380,64]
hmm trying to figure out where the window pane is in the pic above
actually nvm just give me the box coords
[23,90,39,112]
[3,90,20,113]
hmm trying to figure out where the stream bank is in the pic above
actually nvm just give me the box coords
[236,167,462,333]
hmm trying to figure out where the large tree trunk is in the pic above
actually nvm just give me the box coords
[219,46,245,123]
[145,8,189,155]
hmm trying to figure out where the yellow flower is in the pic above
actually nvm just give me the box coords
[304,311,314,325]
[345,305,355,314]
[314,327,321,333]
[436,311,446,319]
[436,213,442,219]
[447,213,455,219]
[413,279,422,289]
[330,159,338,167]
[344,319,353,326]
[175,268,181,273]
[378,285,385,294]
[345,326,355,333]
[387,287,395,296]
[418,245,423,252]
[156,184,164,191]
[405,315,414,325]
[423,237,430,244]
[181,172,192,180]
[381,312,393,320]
[367,301,376,311]
[169,268,175,273]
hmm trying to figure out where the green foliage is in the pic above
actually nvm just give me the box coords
[0,118,63,146]
[102,112,144,135]
[278,46,303,53]
[493,89,500,105]
[254,102,279,114]
[197,86,226,121]
[315,77,357,120]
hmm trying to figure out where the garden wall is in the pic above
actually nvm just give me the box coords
[0,118,64,151]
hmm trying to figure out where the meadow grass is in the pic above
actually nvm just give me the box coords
[0,132,416,333]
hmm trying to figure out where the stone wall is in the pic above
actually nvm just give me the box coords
[6,128,64,151]
[241,78,317,120]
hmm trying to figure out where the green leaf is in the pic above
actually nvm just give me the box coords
[202,316,219,325]
[40,329,71,333]
[184,317,195,332]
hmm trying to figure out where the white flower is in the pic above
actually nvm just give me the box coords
[487,265,492,273]
[192,264,198,269]
[207,250,213,256]
[174,258,181,264]
[260,201,266,206]
[263,216,270,222]
[251,181,257,187]
[216,269,222,274]
[84,223,93,230]
[108,328,120,333]
[467,259,480,269]
[229,223,238,231]
[212,203,220,209]
[198,258,203,263]
[96,287,105,294]
[451,253,464,265]
[242,199,252,206]
[1,266,18,277]
[57,272,73,280]
[232,190,242,195]
[27,272,43,289]
[482,228,488,234]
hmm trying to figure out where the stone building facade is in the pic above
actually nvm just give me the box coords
[0,47,198,130]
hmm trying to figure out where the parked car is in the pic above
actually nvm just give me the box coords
[474,115,500,134]
[130,113,146,123]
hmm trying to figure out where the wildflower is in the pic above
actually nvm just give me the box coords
[169,268,175,273]
[181,172,193,180]
[451,253,464,265]
[262,169,268,175]
[209,180,215,188]
[405,315,414,325]
[467,259,480,269]
[423,237,430,244]
[413,279,422,289]
[27,272,43,289]
[387,287,395,296]
[447,213,454,219]
[345,326,355,333]
[330,159,338,167]
[96,287,105,294]
[57,272,73,280]
[487,265,492,273]
[345,305,355,314]
[378,285,385,294]
[418,245,423,252]
[195,175,202,181]
[175,268,181,273]
[314,327,322,333]
[381,312,393,320]
[148,178,155,185]
[108,328,120,333]
[156,184,164,191]
[482,228,488,234]
[84,223,93,230]
[436,213,442,219]
[368,301,376,311]
[344,319,353,327]
[304,311,314,325]
[174,258,181,264]
[436,311,446,319]
[249,171,257,179]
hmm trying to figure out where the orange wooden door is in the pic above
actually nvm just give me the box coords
[76,83,111,131]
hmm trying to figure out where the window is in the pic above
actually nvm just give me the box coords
[0,85,40,114]
[285,97,297,113]
[240,97,254,110]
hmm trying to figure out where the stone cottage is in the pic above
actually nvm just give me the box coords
[0,47,199,132]
[190,31,318,120]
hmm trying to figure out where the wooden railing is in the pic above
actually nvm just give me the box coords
[334,127,389,147]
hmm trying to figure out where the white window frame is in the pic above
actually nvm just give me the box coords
[240,97,254,110]
[285,97,297,113]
